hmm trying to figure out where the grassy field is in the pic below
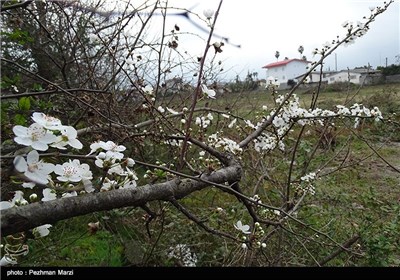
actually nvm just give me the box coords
[15,83,400,267]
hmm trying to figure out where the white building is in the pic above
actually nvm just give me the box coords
[296,71,337,83]
[326,69,380,84]
[262,58,311,86]
[295,68,382,85]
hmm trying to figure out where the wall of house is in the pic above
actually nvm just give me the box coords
[266,61,309,85]
[327,72,362,84]
[268,65,286,84]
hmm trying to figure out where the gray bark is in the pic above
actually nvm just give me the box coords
[1,163,241,236]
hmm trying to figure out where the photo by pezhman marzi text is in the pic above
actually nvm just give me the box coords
[2,268,74,277]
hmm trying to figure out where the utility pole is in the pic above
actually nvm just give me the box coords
[386,57,388,67]
[335,53,338,71]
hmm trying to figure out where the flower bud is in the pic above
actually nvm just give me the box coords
[127,158,135,167]
[203,9,214,19]
[29,194,38,202]
[98,152,106,159]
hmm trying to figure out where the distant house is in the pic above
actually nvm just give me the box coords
[326,68,382,85]
[295,68,382,85]
[262,58,311,87]
[295,71,337,84]
[161,77,193,95]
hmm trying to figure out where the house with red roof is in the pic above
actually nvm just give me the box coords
[262,58,311,87]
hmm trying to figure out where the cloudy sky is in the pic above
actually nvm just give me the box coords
[159,0,399,80]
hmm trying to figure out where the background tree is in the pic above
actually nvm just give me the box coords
[275,50,280,61]
[1,0,399,267]
[298,45,304,58]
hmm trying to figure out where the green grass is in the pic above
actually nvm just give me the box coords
[18,216,124,267]
[4,83,400,267]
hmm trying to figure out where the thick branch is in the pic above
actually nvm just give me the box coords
[1,0,32,12]
[319,234,360,266]
[1,162,241,236]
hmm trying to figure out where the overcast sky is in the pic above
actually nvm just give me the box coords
[159,0,399,80]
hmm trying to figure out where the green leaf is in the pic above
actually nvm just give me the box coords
[18,97,31,111]
[32,83,43,91]
[14,114,27,125]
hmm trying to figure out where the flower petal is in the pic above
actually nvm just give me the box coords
[0,201,14,210]
[12,125,28,137]
[31,141,49,151]
[0,255,18,266]
[69,138,83,149]
[26,150,40,164]
[39,133,58,144]
[34,224,52,237]
[63,126,77,138]
[42,188,56,201]
[37,162,55,175]
[13,156,27,172]
[25,171,49,185]
[14,136,32,147]
[22,182,36,189]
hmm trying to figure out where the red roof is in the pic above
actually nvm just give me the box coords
[262,58,311,69]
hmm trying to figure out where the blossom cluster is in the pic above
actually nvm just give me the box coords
[253,94,383,153]
[208,133,242,154]
[167,244,198,267]
[293,171,318,196]
[88,140,138,191]
[1,112,138,264]
[195,113,214,129]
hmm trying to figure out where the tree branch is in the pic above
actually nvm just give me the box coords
[1,161,241,236]
[1,0,33,12]
[318,234,360,266]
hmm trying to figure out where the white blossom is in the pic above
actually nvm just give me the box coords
[272,116,285,128]
[142,85,153,95]
[126,158,135,167]
[54,160,92,182]
[0,255,18,266]
[88,33,98,42]
[166,107,179,115]
[234,220,251,234]
[201,84,216,99]
[31,112,62,130]
[51,126,83,150]
[62,191,78,198]
[125,58,134,65]
[13,123,57,151]
[88,140,126,160]
[168,244,198,267]
[101,179,117,192]
[158,106,165,113]
[33,224,52,237]
[11,85,19,93]
[228,118,237,128]
[42,188,57,201]
[14,150,55,185]
[83,179,95,193]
